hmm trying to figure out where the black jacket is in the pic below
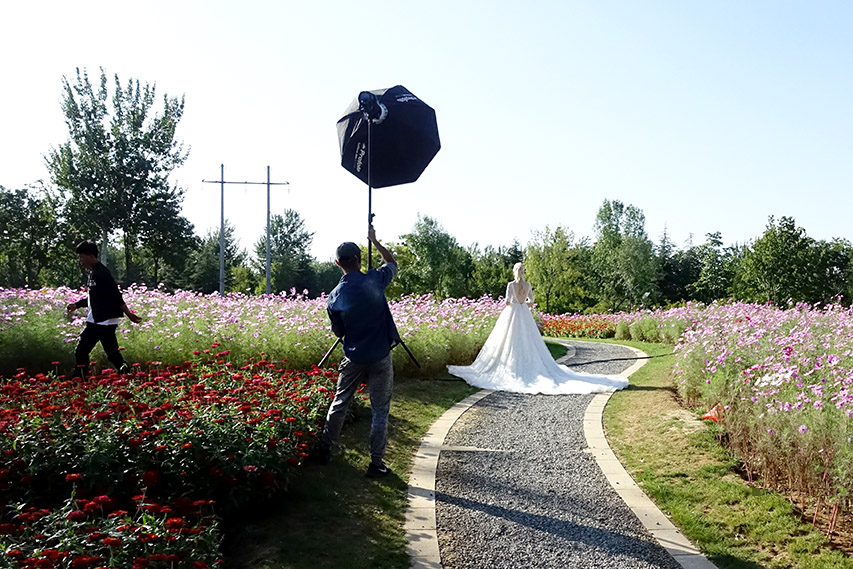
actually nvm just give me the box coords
[74,262,125,322]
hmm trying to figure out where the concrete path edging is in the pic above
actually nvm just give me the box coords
[582,344,719,569]
[404,341,719,569]
[405,389,495,569]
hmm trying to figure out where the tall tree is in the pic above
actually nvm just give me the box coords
[137,197,198,287]
[687,232,739,303]
[525,226,591,314]
[252,209,316,294]
[590,199,658,311]
[810,238,853,304]
[733,216,817,305]
[0,184,75,288]
[734,217,852,306]
[312,260,343,297]
[186,222,246,294]
[399,216,472,298]
[655,228,682,304]
[45,67,190,283]
[381,242,416,299]
[469,241,523,299]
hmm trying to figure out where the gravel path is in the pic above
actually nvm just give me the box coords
[435,341,683,569]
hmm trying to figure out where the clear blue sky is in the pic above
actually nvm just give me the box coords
[2,1,852,261]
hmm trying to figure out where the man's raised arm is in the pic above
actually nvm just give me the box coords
[368,225,396,265]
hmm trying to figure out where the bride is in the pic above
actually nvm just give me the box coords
[447,263,629,394]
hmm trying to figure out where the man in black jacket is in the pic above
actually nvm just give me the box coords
[66,241,142,378]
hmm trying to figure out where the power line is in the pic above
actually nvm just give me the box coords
[202,165,290,296]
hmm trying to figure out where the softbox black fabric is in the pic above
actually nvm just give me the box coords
[337,85,440,188]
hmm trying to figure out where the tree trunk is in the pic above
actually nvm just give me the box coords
[102,228,109,269]
[123,232,135,285]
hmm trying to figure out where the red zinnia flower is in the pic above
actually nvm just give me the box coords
[67,510,87,521]
[71,555,103,568]
[165,517,184,530]
[0,523,20,535]
[141,470,160,485]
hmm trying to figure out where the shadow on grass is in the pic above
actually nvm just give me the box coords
[623,383,679,394]
[564,352,675,368]
[221,375,476,569]
[706,553,768,569]
[221,420,409,569]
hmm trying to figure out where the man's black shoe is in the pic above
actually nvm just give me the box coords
[365,462,392,478]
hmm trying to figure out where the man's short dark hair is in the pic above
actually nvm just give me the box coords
[76,241,99,257]
[335,242,362,272]
[336,242,361,262]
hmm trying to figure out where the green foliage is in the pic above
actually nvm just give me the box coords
[468,242,523,299]
[627,317,660,342]
[688,232,742,303]
[137,195,199,287]
[525,226,593,314]
[312,260,342,296]
[591,199,659,311]
[230,264,260,295]
[614,321,631,340]
[656,228,701,305]
[398,215,473,298]
[253,209,316,295]
[0,184,78,288]
[185,222,247,294]
[733,216,853,306]
[45,67,193,286]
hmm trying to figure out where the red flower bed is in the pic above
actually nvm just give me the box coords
[1,493,221,567]
[540,313,618,339]
[0,350,338,564]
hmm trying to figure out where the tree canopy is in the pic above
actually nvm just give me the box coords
[45,67,193,284]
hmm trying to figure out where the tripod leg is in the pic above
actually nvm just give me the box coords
[398,338,421,368]
[318,337,342,368]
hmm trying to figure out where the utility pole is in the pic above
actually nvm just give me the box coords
[202,165,290,296]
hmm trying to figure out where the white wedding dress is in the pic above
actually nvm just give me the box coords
[447,280,629,394]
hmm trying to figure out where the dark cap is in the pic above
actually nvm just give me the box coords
[336,242,361,261]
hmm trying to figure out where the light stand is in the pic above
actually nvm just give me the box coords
[318,93,420,369]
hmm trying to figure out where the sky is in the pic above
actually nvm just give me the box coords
[2,1,852,262]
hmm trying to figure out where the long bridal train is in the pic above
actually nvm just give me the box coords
[447,266,628,395]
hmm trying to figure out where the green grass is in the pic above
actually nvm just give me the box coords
[600,339,852,569]
[544,339,569,359]
[223,339,851,569]
[223,373,477,569]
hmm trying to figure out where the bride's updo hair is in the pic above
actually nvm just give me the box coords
[513,262,527,282]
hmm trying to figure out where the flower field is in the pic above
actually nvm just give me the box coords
[540,312,619,339]
[4,286,853,552]
[0,287,505,564]
[671,302,853,531]
[0,357,338,567]
[584,300,852,534]
[0,287,505,377]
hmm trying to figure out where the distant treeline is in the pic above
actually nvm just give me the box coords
[1,183,851,314]
[2,67,851,313]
